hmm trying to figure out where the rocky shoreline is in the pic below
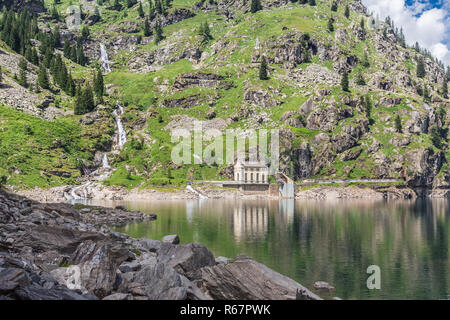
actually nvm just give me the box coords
[12,183,448,204]
[0,189,321,300]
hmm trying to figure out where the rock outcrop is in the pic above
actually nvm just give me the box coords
[0,189,320,300]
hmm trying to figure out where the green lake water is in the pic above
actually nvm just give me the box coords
[89,198,449,300]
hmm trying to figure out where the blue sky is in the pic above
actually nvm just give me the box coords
[362,0,450,66]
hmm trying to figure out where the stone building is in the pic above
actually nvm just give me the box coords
[234,161,269,184]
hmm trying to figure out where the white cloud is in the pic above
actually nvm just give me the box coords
[362,0,450,66]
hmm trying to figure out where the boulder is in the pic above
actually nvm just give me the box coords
[157,242,215,280]
[198,255,321,300]
[162,235,180,244]
[68,240,130,298]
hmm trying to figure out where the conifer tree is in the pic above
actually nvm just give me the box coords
[18,58,28,88]
[355,70,365,85]
[144,18,151,36]
[364,95,372,119]
[394,115,402,133]
[81,25,90,39]
[423,84,430,102]
[198,21,212,43]
[442,79,448,99]
[251,0,262,13]
[38,63,50,90]
[66,72,76,96]
[416,57,426,78]
[309,0,316,6]
[341,71,349,92]
[93,69,104,100]
[430,125,442,149]
[362,51,370,67]
[138,1,145,17]
[328,18,334,32]
[331,2,338,12]
[344,5,350,18]
[259,57,268,80]
[360,17,365,29]
[154,22,164,44]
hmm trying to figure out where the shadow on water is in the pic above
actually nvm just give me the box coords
[86,197,449,300]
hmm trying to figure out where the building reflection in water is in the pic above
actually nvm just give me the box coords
[233,203,269,241]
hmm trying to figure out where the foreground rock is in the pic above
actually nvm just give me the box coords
[0,189,320,300]
[197,255,321,300]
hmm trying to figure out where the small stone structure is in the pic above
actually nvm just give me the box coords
[233,161,269,184]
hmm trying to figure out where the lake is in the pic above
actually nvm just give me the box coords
[87,198,449,300]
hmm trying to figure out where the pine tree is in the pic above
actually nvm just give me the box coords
[66,72,76,96]
[74,85,84,115]
[251,0,262,13]
[360,17,365,29]
[144,18,151,36]
[416,57,426,78]
[362,51,370,67]
[154,22,164,44]
[81,25,90,39]
[53,26,61,48]
[308,0,316,6]
[198,21,212,43]
[344,5,350,18]
[259,57,268,80]
[394,115,402,133]
[442,79,448,99]
[423,84,430,102]
[82,85,95,112]
[446,66,450,82]
[364,95,372,119]
[355,70,365,85]
[18,58,28,88]
[331,2,338,12]
[341,71,349,92]
[38,63,50,90]
[77,45,87,66]
[430,125,442,149]
[328,17,334,32]
[138,1,144,17]
[93,69,104,100]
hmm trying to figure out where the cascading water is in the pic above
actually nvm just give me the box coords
[99,43,112,73]
[113,105,127,148]
[102,154,110,169]
[186,185,208,200]
[66,106,127,203]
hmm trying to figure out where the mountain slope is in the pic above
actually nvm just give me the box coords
[0,0,448,193]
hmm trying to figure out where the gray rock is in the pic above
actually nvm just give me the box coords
[313,281,335,291]
[138,238,161,253]
[198,255,321,300]
[162,235,180,244]
[157,242,215,280]
[102,293,134,300]
[119,261,141,273]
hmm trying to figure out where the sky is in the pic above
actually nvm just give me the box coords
[361,0,450,67]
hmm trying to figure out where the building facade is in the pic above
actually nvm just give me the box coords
[234,161,269,184]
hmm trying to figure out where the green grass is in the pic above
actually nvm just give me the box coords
[0,105,90,188]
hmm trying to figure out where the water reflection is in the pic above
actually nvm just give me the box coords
[87,197,450,300]
[233,204,268,241]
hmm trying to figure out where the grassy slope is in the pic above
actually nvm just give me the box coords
[1,0,447,188]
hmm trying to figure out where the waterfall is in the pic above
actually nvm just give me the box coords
[186,185,208,200]
[102,154,110,169]
[113,105,127,148]
[99,43,112,73]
